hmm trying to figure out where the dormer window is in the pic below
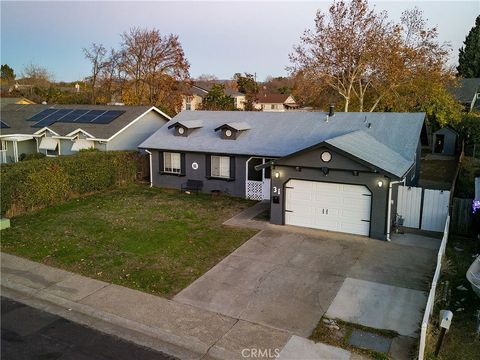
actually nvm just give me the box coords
[168,120,203,137]
[214,122,251,140]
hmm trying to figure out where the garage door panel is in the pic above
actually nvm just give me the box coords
[285,180,372,236]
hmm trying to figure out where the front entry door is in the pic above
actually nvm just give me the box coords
[246,157,274,200]
[434,134,445,153]
[261,158,274,200]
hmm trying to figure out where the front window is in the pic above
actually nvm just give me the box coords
[211,156,230,178]
[46,149,57,157]
[185,96,192,110]
[163,152,181,174]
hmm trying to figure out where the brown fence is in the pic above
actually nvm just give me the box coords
[450,197,473,235]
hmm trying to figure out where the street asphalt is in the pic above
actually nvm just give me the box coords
[1,296,176,360]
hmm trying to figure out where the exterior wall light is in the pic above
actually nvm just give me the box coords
[377,180,384,188]
[274,171,280,179]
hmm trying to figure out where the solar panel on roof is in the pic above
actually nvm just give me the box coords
[92,110,126,124]
[60,109,90,122]
[0,120,10,129]
[27,108,58,121]
[75,110,107,123]
[42,109,74,122]
[32,117,58,128]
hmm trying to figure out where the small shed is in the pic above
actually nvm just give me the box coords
[432,127,458,156]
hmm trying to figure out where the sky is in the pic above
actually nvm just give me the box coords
[1,1,479,82]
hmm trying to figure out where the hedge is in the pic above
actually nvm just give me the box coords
[1,151,141,217]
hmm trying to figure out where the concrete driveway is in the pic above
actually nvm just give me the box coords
[174,225,439,338]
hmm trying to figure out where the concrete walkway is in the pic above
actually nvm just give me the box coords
[1,252,291,360]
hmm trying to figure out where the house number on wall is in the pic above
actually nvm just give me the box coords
[192,162,199,170]
[272,186,281,195]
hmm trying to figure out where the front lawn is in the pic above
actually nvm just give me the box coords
[1,184,258,298]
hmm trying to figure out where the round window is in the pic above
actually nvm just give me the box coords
[178,127,185,135]
[321,151,332,162]
[192,162,199,170]
[225,129,232,137]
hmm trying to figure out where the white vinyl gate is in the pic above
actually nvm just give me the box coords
[421,189,450,232]
[396,185,450,232]
[397,186,423,228]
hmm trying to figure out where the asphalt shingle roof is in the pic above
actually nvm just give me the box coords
[450,78,480,103]
[325,130,412,177]
[0,104,163,139]
[140,111,425,178]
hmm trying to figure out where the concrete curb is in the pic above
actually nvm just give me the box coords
[0,252,293,360]
[1,279,204,360]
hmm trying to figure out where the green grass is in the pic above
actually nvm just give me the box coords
[425,235,480,360]
[1,184,258,298]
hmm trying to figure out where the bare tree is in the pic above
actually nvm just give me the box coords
[119,27,190,110]
[21,63,53,87]
[196,73,218,81]
[289,0,452,113]
[83,43,107,104]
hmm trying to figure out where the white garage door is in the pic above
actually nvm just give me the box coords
[285,180,372,236]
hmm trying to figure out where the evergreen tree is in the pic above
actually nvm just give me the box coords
[1,64,15,81]
[457,15,480,78]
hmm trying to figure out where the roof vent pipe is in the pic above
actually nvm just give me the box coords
[328,104,335,117]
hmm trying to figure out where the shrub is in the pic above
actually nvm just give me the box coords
[1,151,141,217]
[19,153,46,161]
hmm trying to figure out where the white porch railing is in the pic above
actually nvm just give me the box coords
[246,180,263,200]
[418,215,450,360]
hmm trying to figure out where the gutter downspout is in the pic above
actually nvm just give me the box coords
[386,178,406,241]
[145,150,153,188]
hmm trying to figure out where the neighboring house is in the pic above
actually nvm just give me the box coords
[0,97,35,108]
[254,93,298,112]
[450,78,480,112]
[181,81,246,111]
[432,127,458,156]
[139,110,424,240]
[0,104,170,163]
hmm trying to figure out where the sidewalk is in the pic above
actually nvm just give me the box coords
[1,252,291,360]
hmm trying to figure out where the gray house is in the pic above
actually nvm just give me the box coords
[139,111,425,240]
[0,104,170,163]
[449,78,480,112]
[432,127,458,156]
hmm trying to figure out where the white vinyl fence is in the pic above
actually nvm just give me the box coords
[418,216,450,360]
[397,186,450,232]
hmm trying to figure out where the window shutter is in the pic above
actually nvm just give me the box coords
[205,155,211,178]
[229,156,235,180]
[159,151,164,173]
[180,153,186,176]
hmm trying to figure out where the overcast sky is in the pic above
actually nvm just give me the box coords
[1,1,479,82]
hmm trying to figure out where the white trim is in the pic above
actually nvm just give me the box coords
[65,128,95,138]
[106,106,171,142]
[13,141,18,162]
[386,178,406,241]
[33,127,60,136]
[1,135,34,142]
[145,150,153,187]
